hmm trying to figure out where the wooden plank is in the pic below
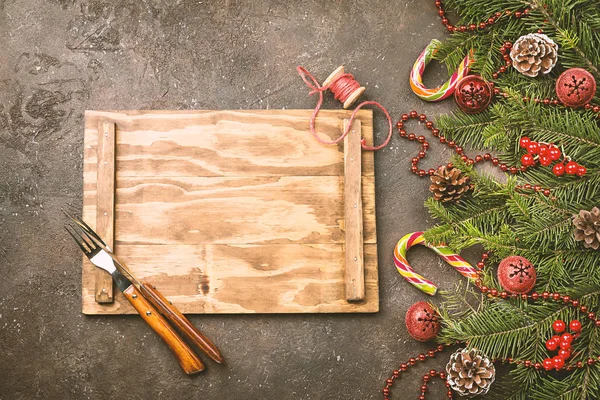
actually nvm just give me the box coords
[82,243,379,314]
[83,176,376,246]
[83,110,374,178]
[82,110,378,314]
[343,119,364,301]
[94,120,116,303]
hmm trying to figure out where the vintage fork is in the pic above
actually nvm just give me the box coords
[65,221,205,374]
[64,209,223,364]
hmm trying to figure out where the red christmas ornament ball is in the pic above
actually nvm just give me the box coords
[497,256,537,294]
[570,320,582,332]
[454,75,493,114]
[405,301,440,342]
[556,68,597,108]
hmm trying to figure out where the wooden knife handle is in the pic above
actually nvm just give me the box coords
[123,285,204,374]
[141,282,224,364]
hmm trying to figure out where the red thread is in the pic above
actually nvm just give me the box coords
[297,66,393,151]
[329,74,361,102]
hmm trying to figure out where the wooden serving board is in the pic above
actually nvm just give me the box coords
[82,110,378,314]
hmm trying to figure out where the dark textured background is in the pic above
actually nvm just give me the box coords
[0,1,476,399]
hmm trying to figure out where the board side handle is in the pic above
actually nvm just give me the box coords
[343,118,365,301]
[95,120,116,303]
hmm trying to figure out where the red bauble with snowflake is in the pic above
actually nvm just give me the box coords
[555,68,597,108]
[497,256,537,294]
[454,75,493,114]
[405,301,440,342]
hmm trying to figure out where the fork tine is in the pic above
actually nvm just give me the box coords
[65,225,90,254]
[61,207,108,247]
[74,224,98,251]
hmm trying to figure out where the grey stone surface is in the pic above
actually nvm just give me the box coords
[0,1,475,399]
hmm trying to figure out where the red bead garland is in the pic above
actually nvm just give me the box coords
[396,112,556,198]
[382,344,452,400]
[434,1,530,34]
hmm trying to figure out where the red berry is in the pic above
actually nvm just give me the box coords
[559,340,571,350]
[539,156,553,166]
[558,348,571,360]
[521,153,535,167]
[570,320,582,332]
[527,142,540,154]
[577,165,587,176]
[553,320,566,333]
[546,338,559,351]
[538,145,549,157]
[561,333,573,344]
[553,162,565,176]
[520,137,531,148]
[553,356,565,370]
[548,145,561,160]
[543,358,554,371]
[565,161,579,175]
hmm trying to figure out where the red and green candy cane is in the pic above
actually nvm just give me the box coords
[394,232,479,295]
[409,39,473,101]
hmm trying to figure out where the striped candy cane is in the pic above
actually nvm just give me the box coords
[394,232,478,296]
[410,39,472,102]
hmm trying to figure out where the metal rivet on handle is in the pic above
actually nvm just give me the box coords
[132,294,137,299]
[146,311,152,316]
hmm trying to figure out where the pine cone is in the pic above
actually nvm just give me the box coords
[429,165,471,203]
[573,207,600,250]
[510,33,558,77]
[446,348,495,397]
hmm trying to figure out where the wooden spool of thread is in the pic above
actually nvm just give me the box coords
[322,66,367,109]
[297,65,393,151]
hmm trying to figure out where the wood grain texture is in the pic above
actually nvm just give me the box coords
[94,121,116,303]
[122,285,204,374]
[82,110,378,314]
[343,119,364,301]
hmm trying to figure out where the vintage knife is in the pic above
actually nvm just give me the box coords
[66,210,224,364]
[66,223,205,374]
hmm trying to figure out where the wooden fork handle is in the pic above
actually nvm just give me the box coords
[123,285,204,374]
[141,282,224,364]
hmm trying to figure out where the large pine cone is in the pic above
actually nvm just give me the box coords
[573,207,600,250]
[510,33,558,77]
[429,165,471,203]
[446,348,495,397]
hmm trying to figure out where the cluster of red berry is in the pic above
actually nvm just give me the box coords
[519,137,587,176]
[543,319,582,370]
